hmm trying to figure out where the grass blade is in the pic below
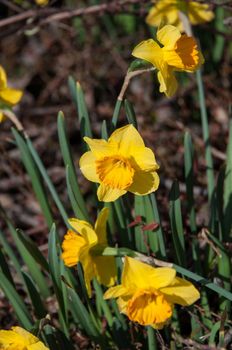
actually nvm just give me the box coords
[57,111,89,220]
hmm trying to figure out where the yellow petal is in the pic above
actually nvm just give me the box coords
[0,66,7,89]
[146,2,178,28]
[12,327,38,342]
[79,246,95,296]
[117,296,130,314]
[68,218,97,245]
[132,39,163,71]
[0,111,6,123]
[128,171,159,196]
[131,146,159,172]
[188,2,214,25]
[121,257,176,291]
[96,155,134,190]
[84,137,115,158]
[109,124,144,153]
[79,151,99,182]
[104,285,130,300]
[28,342,49,350]
[93,256,117,287]
[161,277,200,306]
[0,329,22,344]
[157,25,181,49]
[61,230,86,267]
[0,88,23,106]
[157,66,178,97]
[97,183,126,202]
[94,207,109,244]
[126,290,173,326]
[164,35,202,71]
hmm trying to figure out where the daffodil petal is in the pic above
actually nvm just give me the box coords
[61,230,86,267]
[83,137,115,158]
[161,277,200,306]
[117,296,131,313]
[97,183,126,202]
[188,2,214,25]
[104,285,130,299]
[128,171,159,196]
[157,25,181,48]
[131,146,159,171]
[94,207,109,244]
[146,2,178,27]
[28,341,49,350]
[79,246,95,296]
[0,66,7,89]
[157,67,178,97]
[79,151,99,182]
[122,257,176,290]
[94,256,117,287]
[132,39,163,70]
[108,124,144,154]
[68,218,97,245]
[0,88,23,105]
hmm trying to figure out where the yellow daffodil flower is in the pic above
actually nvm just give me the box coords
[79,124,159,202]
[0,326,49,350]
[62,207,117,296]
[146,0,214,32]
[0,65,23,123]
[104,257,200,329]
[132,24,204,97]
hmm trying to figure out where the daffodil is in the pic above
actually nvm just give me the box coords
[62,207,117,296]
[104,257,200,329]
[146,0,214,32]
[132,24,204,97]
[79,124,159,202]
[0,326,49,350]
[0,66,23,123]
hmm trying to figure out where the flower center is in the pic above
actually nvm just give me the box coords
[163,34,201,71]
[126,290,172,326]
[95,156,135,190]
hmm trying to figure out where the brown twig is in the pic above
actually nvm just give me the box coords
[0,0,147,29]
[117,67,156,101]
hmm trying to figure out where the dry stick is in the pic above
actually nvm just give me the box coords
[117,67,156,101]
[0,109,27,136]
[0,0,146,29]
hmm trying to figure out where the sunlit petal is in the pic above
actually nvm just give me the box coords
[161,277,200,306]
[79,151,99,182]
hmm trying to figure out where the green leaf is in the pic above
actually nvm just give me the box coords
[124,100,137,128]
[0,247,14,286]
[26,137,69,224]
[12,128,53,228]
[57,111,89,220]
[169,180,186,266]
[0,271,32,328]
[22,271,47,319]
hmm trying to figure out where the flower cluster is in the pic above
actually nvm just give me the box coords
[146,0,214,32]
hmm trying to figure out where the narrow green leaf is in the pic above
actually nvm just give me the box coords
[67,286,100,338]
[26,137,69,224]
[124,100,137,128]
[76,82,92,138]
[149,194,166,258]
[93,279,114,327]
[12,128,53,228]
[112,100,122,127]
[184,132,197,233]
[0,271,32,328]
[169,180,186,266]
[0,247,14,286]
[57,111,89,220]
[22,271,46,319]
